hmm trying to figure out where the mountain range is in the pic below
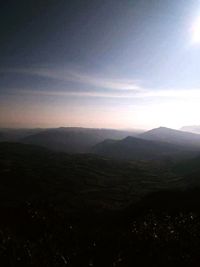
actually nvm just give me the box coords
[1,126,200,160]
[21,127,139,153]
[92,126,200,160]
[140,126,200,148]
[92,136,189,160]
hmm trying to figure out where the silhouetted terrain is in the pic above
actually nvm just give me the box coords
[2,126,200,156]
[92,136,198,161]
[1,142,200,266]
[0,142,184,210]
[20,127,139,153]
[0,132,5,142]
[1,0,200,265]
[140,127,200,149]
[0,128,44,141]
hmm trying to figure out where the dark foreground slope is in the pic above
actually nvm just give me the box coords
[1,143,200,266]
[0,132,5,142]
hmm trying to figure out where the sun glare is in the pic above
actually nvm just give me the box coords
[191,16,200,44]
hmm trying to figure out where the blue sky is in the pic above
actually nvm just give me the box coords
[1,0,200,129]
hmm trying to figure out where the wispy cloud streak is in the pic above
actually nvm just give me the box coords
[1,67,142,91]
[2,67,200,100]
[16,88,200,100]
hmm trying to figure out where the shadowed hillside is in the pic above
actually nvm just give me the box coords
[1,143,200,266]
[92,136,198,161]
[21,127,139,153]
[0,128,44,141]
[0,132,5,142]
[0,142,185,211]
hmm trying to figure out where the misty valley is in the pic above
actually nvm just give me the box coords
[1,127,200,266]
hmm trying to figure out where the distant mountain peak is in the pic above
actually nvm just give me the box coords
[157,126,169,129]
[139,126,200,149]
[147,127,177,132]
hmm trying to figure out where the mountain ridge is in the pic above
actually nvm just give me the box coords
[92,135,196,161]
[20,127,139,153]
[139,126,200,149]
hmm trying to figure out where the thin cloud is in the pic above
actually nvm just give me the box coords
[138,89,200,98]
[17,88,200,100]
[1,67,142,91]
[17,89,140,98]
[2,67,200,100]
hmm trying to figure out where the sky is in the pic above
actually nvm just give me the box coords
[1,0,200,129]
